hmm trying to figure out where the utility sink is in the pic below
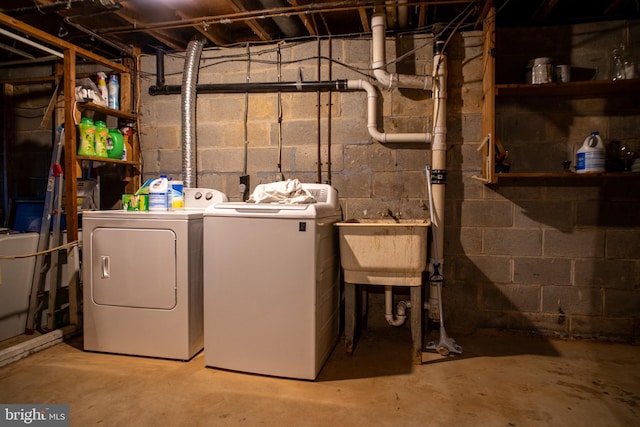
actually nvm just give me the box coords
[336,219,431,287]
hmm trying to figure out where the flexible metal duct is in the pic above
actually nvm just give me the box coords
[181,38,205,188]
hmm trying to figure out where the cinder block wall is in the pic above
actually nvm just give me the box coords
[138,23,639,341]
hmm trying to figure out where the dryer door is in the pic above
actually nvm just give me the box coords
[91,227,177,309]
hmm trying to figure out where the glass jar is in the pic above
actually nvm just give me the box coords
[532,57,552,84]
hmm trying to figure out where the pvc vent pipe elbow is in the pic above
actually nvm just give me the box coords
[371,13,433,91]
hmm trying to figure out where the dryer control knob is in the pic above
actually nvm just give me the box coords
[194,191,203,200]
[205,192,213,200]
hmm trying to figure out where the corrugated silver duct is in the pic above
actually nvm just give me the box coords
[181,38,206,188]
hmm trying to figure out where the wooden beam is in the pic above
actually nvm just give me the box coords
[115,3,187,51]
[359,7,371,33]
[0,12,127,72]
[289,0,318,36]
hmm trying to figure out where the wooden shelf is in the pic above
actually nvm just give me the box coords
[76,155,141,166]
[494,171,640,181]
[495,78,640,98]
[76,102,136,121]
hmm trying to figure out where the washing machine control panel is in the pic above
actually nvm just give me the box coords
[183,187,229,209]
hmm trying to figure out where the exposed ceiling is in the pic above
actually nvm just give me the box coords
[0,0,639,65]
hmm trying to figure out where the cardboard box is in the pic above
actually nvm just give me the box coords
[122,194,148,211]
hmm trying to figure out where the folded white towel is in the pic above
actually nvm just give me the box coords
[247,179,317,204]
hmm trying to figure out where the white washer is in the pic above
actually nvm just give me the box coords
[203,183,341,379]
[82,188,227,360]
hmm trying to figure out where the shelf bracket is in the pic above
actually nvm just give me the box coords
[472,133,493,183]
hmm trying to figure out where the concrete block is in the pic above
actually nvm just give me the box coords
[482,283,541,312]
[543,229,605,258]
[604,289,640,316]
[514,257,571,285]
[330,117,372,144]
[577,201,640,227]
[460,200,513,227]
[575,259,639,289]
[278,119,321,146]
[344,143,395,172]
[198,94,245,122]
[158,149,183,174]
[154,100,182,126]
[330,172,371,198]
[521,312,570,336]
[452,255,512,284]
[372,171,402,199]
[513,201,574,230]
[484,229,542,256]
[606,230,640,259]
[199,148,244,173]
[447,227,482,255]
[570,315,635,340]
[541,285,603,316]
[396,148,431,171]
[397,170,426,200]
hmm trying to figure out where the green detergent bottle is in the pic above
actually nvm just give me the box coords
[94,120,109,157]
[107,128,124,159]
[77,117,96,156]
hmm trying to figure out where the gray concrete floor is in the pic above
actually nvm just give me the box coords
[0,328,639,426]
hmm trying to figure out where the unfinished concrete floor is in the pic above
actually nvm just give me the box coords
[0,328,638,426]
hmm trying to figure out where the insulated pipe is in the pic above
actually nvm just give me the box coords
[181,38,206,188]
[371,13,432,91]
[385,286,407,327]
[428,42,448,321]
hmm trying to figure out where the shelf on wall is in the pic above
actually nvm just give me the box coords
[76,102,136,121]
[76,155,141,166]
[492,171,640,181]
[495,78,640,97]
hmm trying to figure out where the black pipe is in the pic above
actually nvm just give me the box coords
[155,48,165,88]
[149,80,351,95]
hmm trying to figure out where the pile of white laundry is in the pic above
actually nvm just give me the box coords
[247,179,317,204]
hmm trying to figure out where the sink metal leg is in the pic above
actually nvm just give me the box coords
[410,285,423,365]
[345,282,356,354]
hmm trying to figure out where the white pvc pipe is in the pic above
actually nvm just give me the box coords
[428,50,448,321]
[0,28,63,59]
[347,79,431,144]
[385,286,407,327]
[371,13,433,91]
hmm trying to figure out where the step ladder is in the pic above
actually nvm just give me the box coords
[25,124,66,334]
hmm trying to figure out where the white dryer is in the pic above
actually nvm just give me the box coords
[82,188,227,360]
[202,183,341,379]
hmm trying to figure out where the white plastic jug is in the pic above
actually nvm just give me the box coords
[149,176,169,211]
[576,131,605,173]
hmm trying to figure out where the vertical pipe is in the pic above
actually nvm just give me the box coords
[317,37,322,183]
[155,47,165,88]
[327,38,333,184]
[181,38,205,188]
[428,41,447,321]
